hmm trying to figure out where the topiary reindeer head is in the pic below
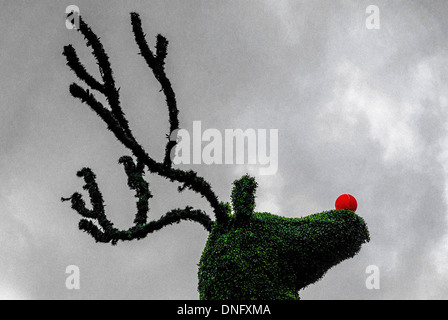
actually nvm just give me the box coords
[199,175,369,300]
[61,12,369,300]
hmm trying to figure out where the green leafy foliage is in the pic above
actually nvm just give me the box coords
[198,175,370,300]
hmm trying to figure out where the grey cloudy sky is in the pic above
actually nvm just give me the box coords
[1,0,448,299]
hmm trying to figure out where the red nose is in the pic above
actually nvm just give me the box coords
[335,194,357,212]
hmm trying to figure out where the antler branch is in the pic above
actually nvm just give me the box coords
[62,157,213,245]
[65,18,133,138]
[130,13,178,168]
[62,13,229,244]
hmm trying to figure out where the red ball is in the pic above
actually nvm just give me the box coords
[335,194,357,212]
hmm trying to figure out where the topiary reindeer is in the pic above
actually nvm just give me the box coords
[61,12,370,300]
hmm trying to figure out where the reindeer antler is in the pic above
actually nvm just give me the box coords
[62,13,229,244]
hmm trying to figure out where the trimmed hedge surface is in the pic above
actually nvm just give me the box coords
[198,175,370,300]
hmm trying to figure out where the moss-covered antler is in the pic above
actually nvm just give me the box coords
[61,157,213,244]
[62,13,228,244]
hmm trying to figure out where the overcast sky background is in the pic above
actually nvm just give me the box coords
[1,0,448,299]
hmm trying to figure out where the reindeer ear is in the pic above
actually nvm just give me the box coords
[231,174,258,223]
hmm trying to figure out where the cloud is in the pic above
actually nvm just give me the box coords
[319,60,424,164]
[0,283,30,300]
[262,0,303,45]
